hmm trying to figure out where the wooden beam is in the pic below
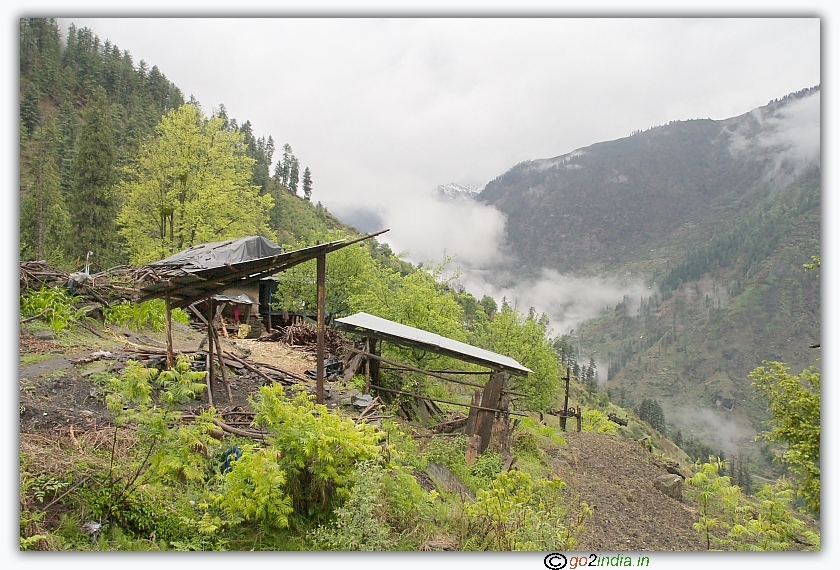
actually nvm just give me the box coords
[344,345,523,395]
[367,383,526,416]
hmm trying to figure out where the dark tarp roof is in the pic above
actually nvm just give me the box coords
[335,311,531,376]
[137,231,388,309]
[148,236,283,272]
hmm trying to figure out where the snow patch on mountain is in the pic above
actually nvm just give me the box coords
[432,182,483,201]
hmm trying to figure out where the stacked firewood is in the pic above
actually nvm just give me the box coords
[258,320,346,354]
[20,260,140,306]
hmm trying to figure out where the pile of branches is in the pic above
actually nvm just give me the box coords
[259,319,346,354]
[20,261,140,307]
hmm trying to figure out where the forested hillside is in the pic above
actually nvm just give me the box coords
[19,18,348,272]
[479,89,820,479]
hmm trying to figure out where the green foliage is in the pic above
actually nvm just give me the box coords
[686,458,818,551]
[117,103,274,264]
[20,286,88,334]
[103,299,189,331]
[251,385,383,518]
[19,119,71,265]
[69,87,120,263]
[750,361,820,515]
[216,445,293,529]
[476,305,560,412]
[272,233,378,317]
[582,409,618,435]
[309,461,390,550]
[351,259,466,342]
[462,470,589,551]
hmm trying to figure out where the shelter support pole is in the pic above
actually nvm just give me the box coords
[207,299,215,405]
[369,340,381,387]
[474,370,506,454]
[165,295,174,370]
[209,318,233,403]
[364,337,371,395]
[188,302,214,406]
[316,252,326,404]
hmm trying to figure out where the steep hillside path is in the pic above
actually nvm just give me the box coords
[553,431,706,552]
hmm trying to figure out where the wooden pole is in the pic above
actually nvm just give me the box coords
[316,252,326,404]
[560,369,571,432]
[210,321,233,403]
[165,295,174,370]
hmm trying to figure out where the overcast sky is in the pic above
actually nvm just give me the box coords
[45,15,820,330]
[53,17,818,233]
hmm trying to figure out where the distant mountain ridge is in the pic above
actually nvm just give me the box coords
[478,86,820,276]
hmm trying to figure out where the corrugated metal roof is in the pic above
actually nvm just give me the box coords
[335,312,531,375]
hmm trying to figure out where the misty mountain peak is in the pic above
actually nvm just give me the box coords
[433,182,483,201]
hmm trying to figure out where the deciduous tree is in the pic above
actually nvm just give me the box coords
[117,103,274,264]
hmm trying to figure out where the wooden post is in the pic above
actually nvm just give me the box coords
[475,370,505,454]
[316,252,326,404]
[464,388,481,438]
[210,321,233,403]
[369,339,380,387]
[205,348,214,407]
[576,407,582,432]
[207,298,215,405]
[164,295,174,370]
[466,434,482,465]
[560,369,571,432]
[364,337,371,394]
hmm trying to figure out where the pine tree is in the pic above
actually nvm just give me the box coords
[68,87,119,267]
[302,166,313,201]
[584,356,598,395]
[289,157,300,194]
[279,143,294,187]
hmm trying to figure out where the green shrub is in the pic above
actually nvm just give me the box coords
[582,409,618,435]
[104,299,189,332]
[463,470,590,551]
[686,458,819,551]
[251,385,383,519]
[215,445,293,529]
[310,462,391,550]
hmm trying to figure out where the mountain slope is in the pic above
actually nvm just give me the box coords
[477,88,820,467]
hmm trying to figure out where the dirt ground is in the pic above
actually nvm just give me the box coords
[553,430,706,552]
[18,324,351,435]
